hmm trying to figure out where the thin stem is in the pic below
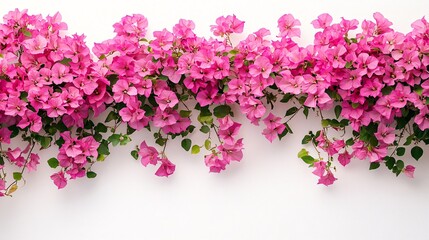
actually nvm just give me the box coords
[4,140,35,196]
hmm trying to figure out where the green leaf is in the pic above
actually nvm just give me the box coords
[301,155,315,164]
[0,156,4,166]
[345,61,353,69]
[278,127,288,140]
[40,136,52,149]
[59,58,72,66]
[105,111,118,122]
[396,160,405,171]
[303,107,309,118]
[21,28,32,37]
[213,105,231,118]
[131,150,139,160]
[411,146,423,161]
[369,136,379,147]
[199,106,212,116]
[297,148,308,158]
[106,74,119,85]
[86,171,97,178]
[181,138,192,151]
[381,86,394,96]
[120,135,131,146]
[20,92,28,101]
[200,125,210,134]
[197,114,213,125]
[384,157,395,170]
[346,138,354,146]
[180,110,192,118]
[334,105,342,119]
[55,137,65,148]
[127,125,136,135]
[9,125,19,138]
[95,123,108,133]
[143,105,155,117]
[180,94,189,101]
[415,85,423,96]
[97,140,110,155]
[280,93,294,103]
[369,162,380,170]
[285,123,293,134]
[321,119,330,128]
[108,134,121,146]
[204,139,211,150]
[155,137,166,146]
[13,172,22,181]
[285,107,299,117]
[97,154,106,162]
[47,157,59,168]
[191,145,200,154]
[396,147,405,156]
[301,135,312,144]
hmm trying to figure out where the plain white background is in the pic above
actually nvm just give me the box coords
[1,1,429,239]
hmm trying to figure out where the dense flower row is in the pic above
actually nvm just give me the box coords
[0,9,428,196]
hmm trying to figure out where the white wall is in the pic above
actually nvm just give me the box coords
[1,1,429,239]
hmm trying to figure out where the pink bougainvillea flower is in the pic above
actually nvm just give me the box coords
[0,179,5,196]
[404,165,416,178]
[0,128,12,144]
[113,14,148,39]
[155,90,179,111]
[17,111,43,133]
[338,151,352,167]
[22,35,48,54]
[249,56,273,79]
[318,172,337,186]
[312,161,326,177]
[45,97,67,118]
[7,147,25,167]
[50,171,68,189]
[112,79,138,104]
[210,15,245,36]
[218,121,241,145]
[60,132,83,158]
[27,153,40,172]
[139,141,159,166]
[262,113,285,142]
[205,154,228,173]
[414,107,429,130]
[155,158,176,177]
[278,14,301,38]
[5,97,27,117]
[218,139,244,163]
[375,124,395,145]
[311,13,333,29]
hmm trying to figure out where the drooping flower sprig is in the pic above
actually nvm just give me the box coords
[0,9,428,196]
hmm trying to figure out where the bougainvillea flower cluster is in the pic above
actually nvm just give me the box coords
[0,9,428,196]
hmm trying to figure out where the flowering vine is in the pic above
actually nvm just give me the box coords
[0,9,428,196]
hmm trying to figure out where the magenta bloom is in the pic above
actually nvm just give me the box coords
[155,158,176,177]
[139,141,159,167]
[0,128,12,144]
[404,165,416,178]
[22,35,47,54]
[249,56,273,79]
[205,154,227,173]
[278,14,301,38]
[50,171,68,189]
[155,90,179,111]
[210,15,244,36]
